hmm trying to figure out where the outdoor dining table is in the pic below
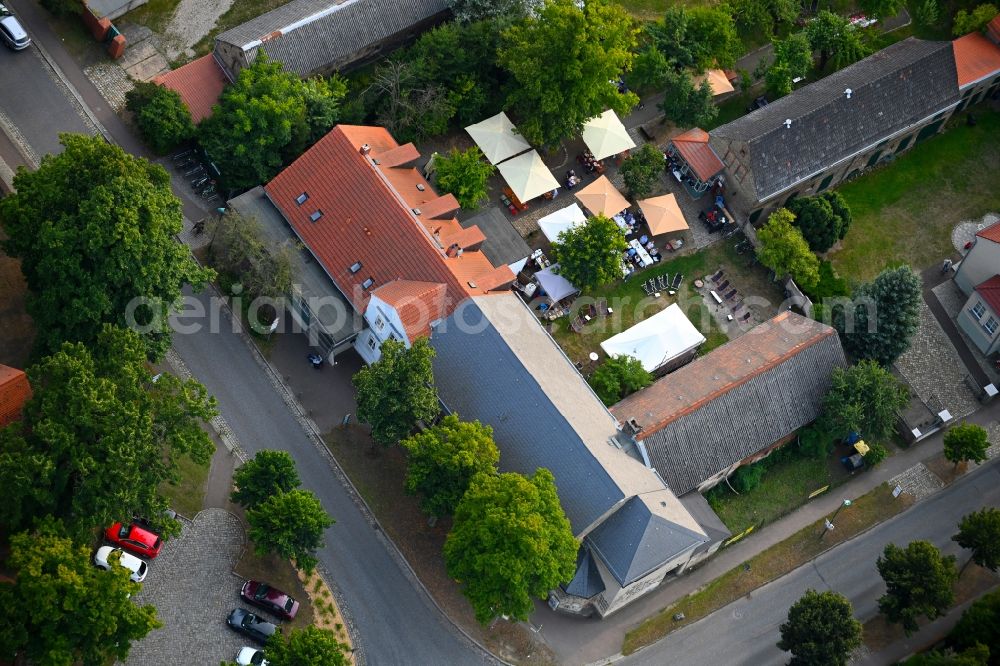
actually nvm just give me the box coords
[710,290,723,304]
[629,239,654,268]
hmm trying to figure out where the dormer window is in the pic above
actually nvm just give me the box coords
[362,277,375,290]
[349,261,362,274]
[295,192,309,205]
[309,209,323,222]
[375,315,385,331]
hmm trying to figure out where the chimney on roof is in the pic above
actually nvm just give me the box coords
[416,183,425,191]
[626,418,642,435]
[446,243,459,257]
[412,208,422,216]
[845,88,853,99]
[360,143,371,155]
[783,119,792,129]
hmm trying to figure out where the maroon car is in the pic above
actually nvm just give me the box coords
[240,580,299,621]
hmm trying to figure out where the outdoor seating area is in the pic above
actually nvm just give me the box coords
[667,128,726,199]
[701,268,755,326]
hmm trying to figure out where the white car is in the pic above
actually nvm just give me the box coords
[235,647,268,665]
[94,546,148,583]
[0,4,30,50]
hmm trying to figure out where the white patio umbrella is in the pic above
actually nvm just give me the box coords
[538,203,587,243]
[496,150,560,202]
[581,109,636,161]
[464,112,532,165]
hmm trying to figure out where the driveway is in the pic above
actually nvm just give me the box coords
[124,508,248,666]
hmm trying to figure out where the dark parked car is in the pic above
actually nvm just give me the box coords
[0,4,30,50]
[226,608,277,646]
[241,580,300,621]
[747,96,770,112]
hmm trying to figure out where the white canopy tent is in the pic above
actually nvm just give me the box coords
[464,112,532,165]
[600,303,705,372]
[538,203,587,243]
[535,264,579,302]
[581,109,636,161]
[496,150,560,202]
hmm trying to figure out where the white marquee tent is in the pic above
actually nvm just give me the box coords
[582,109,636,161]
[538,203,587,243]
[535,264,579,302]
[465,112,532,165]
[496,150,560,202]
[600,303,705,372]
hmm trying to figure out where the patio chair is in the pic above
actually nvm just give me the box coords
[571,317,586,333]
[657,275,668,290]
[724,288,738,300]
[671,274,684,290]
[711,269,724,283]
[741,311,752,322]
[642,281,655,296]
[717,279,730,292]
[596,299,610,317]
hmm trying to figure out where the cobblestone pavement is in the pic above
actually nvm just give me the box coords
[986,422,1000,460]
[123,509,248,666]
[951,212,1000,253]
[894,300,980,419]
[83,62,133,113]
[889,463,945,501]
[932,280,1000,387]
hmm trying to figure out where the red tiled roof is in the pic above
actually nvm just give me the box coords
[988,15,1000,43]
[611,312,837,437]
[671,128,725,182]
[372,280,448,340]
[952,31,1000,88]
[0,364,31,428]
[154,55,228,124]
[263,125,511,332]
[977,219,1000,244]
[975,274,1000,314]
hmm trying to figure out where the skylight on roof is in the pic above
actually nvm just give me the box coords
[309,209,323,222]
[296,192,309,205]
[349,261,362,274]
[362,277,374,289]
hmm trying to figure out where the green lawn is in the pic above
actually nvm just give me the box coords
[549,239,784,367]
[158,454,211,518]
[831,109,1000,282]
[707,451,838,534]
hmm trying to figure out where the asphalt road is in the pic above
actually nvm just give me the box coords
[622,459,1000,666]
[170,289,491,666]
[0,31,95,162]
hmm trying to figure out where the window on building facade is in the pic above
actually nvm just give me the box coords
[375,315,385,331]
[984,317,999,336]
[971,301,986,320]
[367,335,377,351]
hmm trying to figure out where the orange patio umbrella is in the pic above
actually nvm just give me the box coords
[575,175,630,218]
[638,194,689,235]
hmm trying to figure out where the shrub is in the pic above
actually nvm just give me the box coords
[732,463,765,493]
[798,425,833,459]
[125,82,195,155]
[864,441,889,467]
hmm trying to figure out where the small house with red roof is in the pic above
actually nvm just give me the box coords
[958,275,1000,355]
[952,14,1000,107]
[229,124,514,364]
[955,218,1000,296]
[666,128,725,195]
[0,364,31,429]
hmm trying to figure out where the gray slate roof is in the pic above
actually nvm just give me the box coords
[563,548,605,599]
[429,297,626,533]
[710,38,959,201]
[586,494,707,586]
[215,0,448,76]
[627,329,846,495]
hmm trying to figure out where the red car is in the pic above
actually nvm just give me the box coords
[105,522,163,559]
[240,580,300,621]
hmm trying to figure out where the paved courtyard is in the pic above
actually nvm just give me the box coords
[123,508,248,666]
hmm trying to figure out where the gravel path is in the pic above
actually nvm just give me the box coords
[161,0,236,60]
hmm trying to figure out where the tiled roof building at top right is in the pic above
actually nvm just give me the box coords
[707,30,1000,226]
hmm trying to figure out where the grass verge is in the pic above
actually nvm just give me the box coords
[622,482,916,655]
[234,546,315,631]
[158,454,210,518]
[832,109,1000,281]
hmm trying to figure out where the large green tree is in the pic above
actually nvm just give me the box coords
[788,192,852,253]
[821,360,908,442]
[447,0,536,23]
[765,33,814,98]
[806,11,869,71]
[588,355,653,406]
[353,338,440,447]
[552,215,629,291]
[834,265,922,366]
[658,68,718,129]
[434,147,495,209]
[777,589,863,666]
[944,423,990,470]
[649,6,742,71]
[231,449,302,510]
[199,54,346,189]
[499,0,639,148]
[954,508,1000,573]
[730,0,799,38]
[444,469,578,624]
[947,589,1000,660]
[264,626,351,666]
[858,0,906,20]
[629,46,672,92]
[952,3,998,35]
[125,81,196,154]
[877,541,958,636]
[755,208,820,291]
[209,211,297,302]
[368,59,456,144]
[0,523,160,666]
[401,414,500,518]
[0,325,216,539]
[620,143,666,199]
[0,133,211,360]
[247,489,333,573]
